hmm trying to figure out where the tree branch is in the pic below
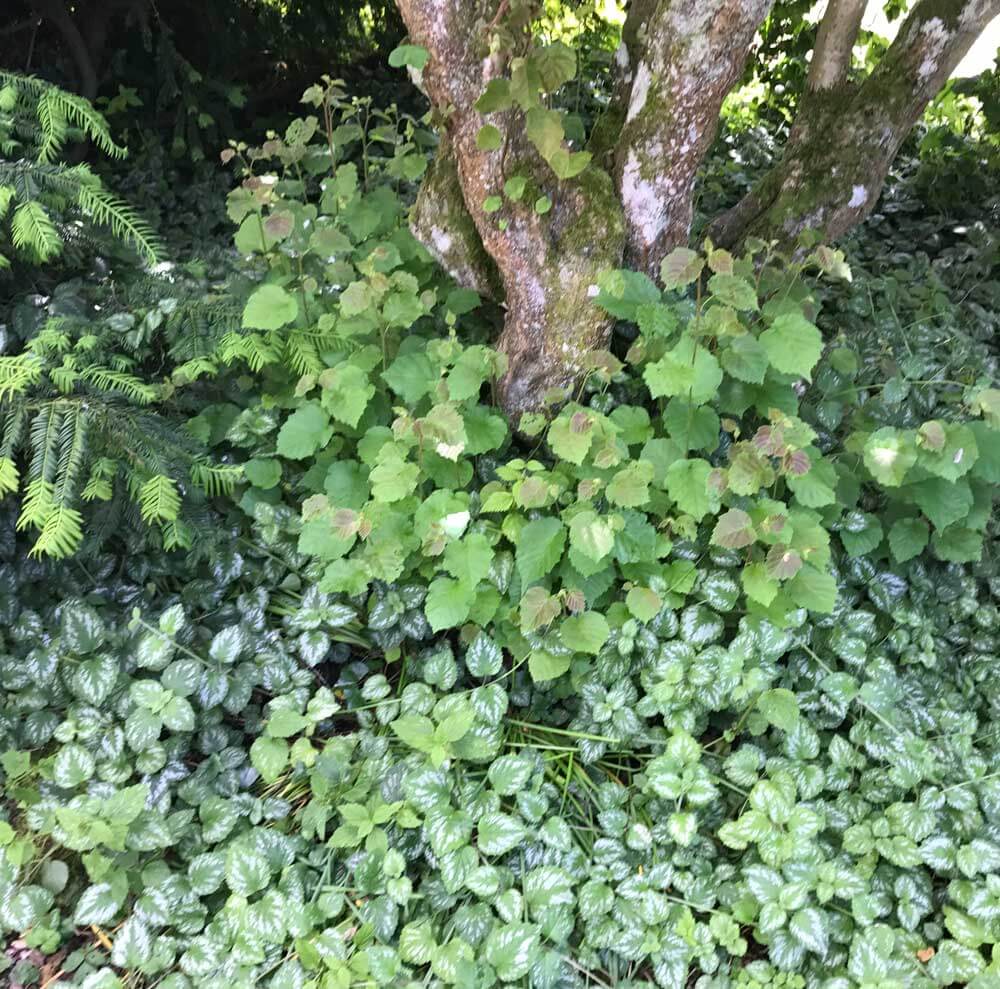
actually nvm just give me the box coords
[613,0,775,276]
[807,0,866,91]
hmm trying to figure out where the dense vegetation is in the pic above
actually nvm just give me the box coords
[1,2,999,987]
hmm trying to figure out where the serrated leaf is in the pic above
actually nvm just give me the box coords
[242,284,297,330]
[516,517,566,584]
[759,312,823,379]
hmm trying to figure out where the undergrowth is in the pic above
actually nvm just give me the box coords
[0,69,999,989]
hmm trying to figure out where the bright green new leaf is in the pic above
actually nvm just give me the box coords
[242,284,297,330]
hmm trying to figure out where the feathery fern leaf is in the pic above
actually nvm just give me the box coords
[10,200,62,262]
[138,474,182,523]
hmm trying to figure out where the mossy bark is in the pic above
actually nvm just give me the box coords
[611,0,774,277]
[711,0,1000,251]
[396,0,626,417]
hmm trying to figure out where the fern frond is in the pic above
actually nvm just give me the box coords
[10,200,62,262]
[81,365,157,404]
[11,76,128,162]
[0,354,43,400]
[190,461,241,497]
[17,477,55,530]
[29,503,84,558]
[50,360,80,393]
[52,405,87,508]
[137,474,181,523]
[0,456,19,496]
[26,405,62,485]
[283,333,323,375]
[161,518,194,551]
[81,457,116,501]
[75,182,160,264]
[172,357,219,382]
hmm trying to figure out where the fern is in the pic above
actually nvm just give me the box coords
[81,366,158,404]
[2,73,127,163]
[0,73,158,267]
[75,179,160,265]
[137,474,182,523]
[10,201,62,262]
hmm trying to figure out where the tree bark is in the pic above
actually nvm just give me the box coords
[710,0,1000,251]
[807,0,867,91]
[395,0,626,417]
[612,0,774,277]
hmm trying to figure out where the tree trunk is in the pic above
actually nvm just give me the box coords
[394,0,626,417]
[711,0,1000,251]
[612,0,774,277]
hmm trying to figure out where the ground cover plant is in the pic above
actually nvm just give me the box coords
[1,2,1000,987]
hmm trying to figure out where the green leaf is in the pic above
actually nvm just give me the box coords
[250,736,288,783]
[267,708,311,738]
[888,517,929,562]
[244,457,281,489]
[516,517,566,584]
[711,508,755,549]
[276,403,332,460]
[388,44,429,69]
[226,841,271,896]
[370,459,420,502]
[548,410,595,464]
[757,688,799,732]
[707,273,758,311]
[786,563,837,613]
[863,427,917,486]
[665,458,715,520]
[475,79,513,113]
[53,743,95,787]
[742,562,778,606]
[528,650,570,682]
[759,312,823,379]
[484,923,539,982]
[321,363,373,427]
[525,107,565,160]
[477,812,528,856]
[721,334,769,384]
[533,42,576,90]
[626,586,662,622]
[790,906,829,955]
[242,284,297,330]
[660,247,704,290]
[425,577,476,632]
[560,612,609,654]
[466,632,503,677]
[444,533,493,586]
[568,509,614,563]
[911,477,973,532]
[476,125,502,150]
[644,338,723,404]
[606,460,653,507]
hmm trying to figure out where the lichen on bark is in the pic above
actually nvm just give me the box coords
[711,0,1000,251]
[610,0,775,277]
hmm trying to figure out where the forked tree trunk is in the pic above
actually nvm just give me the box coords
[396,0,772,412]
[710,0,1000,251]
[395,0,626,416]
